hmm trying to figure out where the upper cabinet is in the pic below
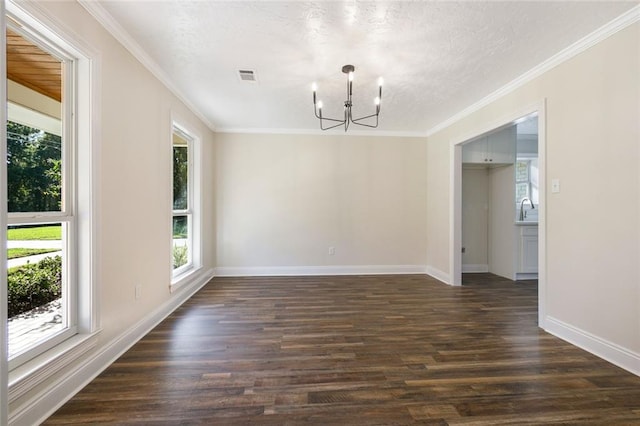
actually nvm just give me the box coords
[462,125,516,165]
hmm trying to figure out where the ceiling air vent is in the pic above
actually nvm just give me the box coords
[238,69,257,83]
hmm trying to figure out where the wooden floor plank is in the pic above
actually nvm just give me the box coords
[44,274,640,424]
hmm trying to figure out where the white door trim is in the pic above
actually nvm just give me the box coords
[449,100,547,327]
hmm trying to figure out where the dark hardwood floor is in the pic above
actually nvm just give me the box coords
[45,274,640,425]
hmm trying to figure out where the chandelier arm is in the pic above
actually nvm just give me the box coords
[320,119,347,131]
[318,116,346,123]
[350,120,379,129]
[351,112,379,122]
[351,114,379,128]
[314,104,345,122]
[314,104,345,123]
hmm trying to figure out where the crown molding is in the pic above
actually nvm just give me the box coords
[426,5,640,137]
[77,0,217,132]
[79,2,638,139]
[216,127,427,138]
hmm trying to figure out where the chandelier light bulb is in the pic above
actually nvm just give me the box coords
[378,77,384,87]
[317,101,323,109]
[311,82,318,92]
[374,97,380,106]
[349,71,354,82]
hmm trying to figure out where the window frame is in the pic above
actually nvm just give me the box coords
[1,3,9,423]
[5,0,100,404]
[171,123,201,285]
[6,21,77,369]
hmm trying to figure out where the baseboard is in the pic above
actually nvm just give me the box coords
[545,316,640,377]
[214,264,427,277]
[462,264,489,273]
[515,272,538,280]
[425,265,451,285]
[9,268,215,426]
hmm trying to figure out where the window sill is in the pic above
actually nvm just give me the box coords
[170,265,203,293]
[8,330,101,403]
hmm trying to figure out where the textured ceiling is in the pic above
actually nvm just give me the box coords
[89,1,637,135]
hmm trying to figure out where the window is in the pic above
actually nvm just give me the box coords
[515,160,530,202]
[172,125,199,280]
[515,158,539,205]
[5,27,74,367]
[5,3,97,385]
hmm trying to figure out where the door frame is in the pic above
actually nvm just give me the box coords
[449,100,547,327]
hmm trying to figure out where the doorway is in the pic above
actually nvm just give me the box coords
[450,102,546,326]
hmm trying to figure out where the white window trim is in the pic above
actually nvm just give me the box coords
[170,122,201,291]
[5,0,101,404]
[6,11,77,370]
[1,3,9,424]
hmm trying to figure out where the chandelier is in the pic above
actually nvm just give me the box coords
[312,64,383,131]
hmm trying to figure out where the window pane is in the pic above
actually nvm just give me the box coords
[173,144,188,210]
[7,223,65,357]
[172,215,189,270]
[7,121,62,213]
[515,160,529,183]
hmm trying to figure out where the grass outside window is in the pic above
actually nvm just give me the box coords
[8,248,59,259]
[8,225,62,240]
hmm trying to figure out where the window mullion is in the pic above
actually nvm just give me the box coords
[7,213,72,224]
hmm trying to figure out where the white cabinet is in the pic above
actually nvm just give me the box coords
[517,225,538,278]
[462,137,489,163]
[462,126,516,164]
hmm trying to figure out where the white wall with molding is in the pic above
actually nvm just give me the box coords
[426,22,640,372]
[214,132,428,275]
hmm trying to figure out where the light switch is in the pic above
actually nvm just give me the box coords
[551,178,560,193]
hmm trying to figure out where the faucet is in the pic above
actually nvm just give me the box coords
[519,197,535,221]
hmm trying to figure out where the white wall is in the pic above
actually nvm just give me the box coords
[461,167,488,270]
[488,165,516,279]
[7,2,216,422]
[215,132,428,274]
[426,23,640,371]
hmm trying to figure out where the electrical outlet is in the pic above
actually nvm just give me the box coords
[328,246,336,256]
[135,284,141,300]
[461,247,466,253]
